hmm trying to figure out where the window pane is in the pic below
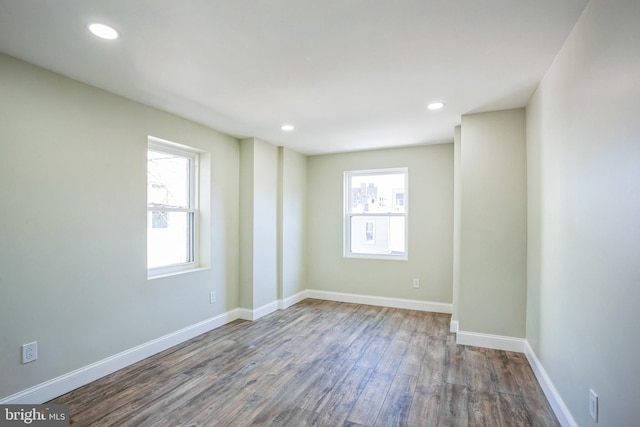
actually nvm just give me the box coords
[147,211,193,268]
[147,150,190,208]
[389,216,406,254]
[350,173,405,213]
[350,215,405,255]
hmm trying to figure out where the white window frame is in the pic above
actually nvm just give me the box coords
[344,167,408,260]
[147,137,200,277]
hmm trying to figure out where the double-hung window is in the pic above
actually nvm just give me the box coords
[344,168,408,260]
[147,138,199,276]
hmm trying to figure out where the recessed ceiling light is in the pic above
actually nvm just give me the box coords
[88,22,119,40]
[427,102,445,110]
[281,124,295,131]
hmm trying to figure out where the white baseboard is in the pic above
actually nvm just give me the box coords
[0,309,244,404]
[0,291,450,404]
[456,330,525,352]
[524,340,577,427]
[236,308,254,321]
[306,289,452,313]
[450,319,459,333]
[1,293,574,427]
[279,290,308,310]
[250,300,279,321]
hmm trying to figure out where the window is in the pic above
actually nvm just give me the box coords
[147,138,199,276]
[344,168,408,259]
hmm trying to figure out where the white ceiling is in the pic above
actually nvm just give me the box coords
[0,0,588,155]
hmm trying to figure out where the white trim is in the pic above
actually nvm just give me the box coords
[456,330,525,352]
[239,294,309,321]
[4,291,565,421]
[279,290,309,310]
[236,300,282,322]
[524,340,577,427]
[236,308,254,321]
[0,309,244,404]
[450,319,459,333]
[147,266,209,280]
[148,135,205,155]
[306,289,452,313]
[147,137,201,277]
[0,292,456,405]
[249,300,279,321]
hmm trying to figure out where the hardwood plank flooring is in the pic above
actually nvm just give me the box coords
[50,299,559,426]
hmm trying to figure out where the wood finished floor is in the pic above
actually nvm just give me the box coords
[50,299,559,426]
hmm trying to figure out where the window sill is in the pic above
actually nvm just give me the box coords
[344,254,408,261]
[147,267,209,280]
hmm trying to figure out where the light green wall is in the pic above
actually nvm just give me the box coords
[279,148,308,300]
[239,138,279,309]
[451,126,461,323]
[239,139,255,309]
[252,139,279,307]
[0,53,240,398]
[459,109,527,338]
[526,0,640,425]
[307,145,453,302]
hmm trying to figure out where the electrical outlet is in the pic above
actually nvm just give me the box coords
[589,389,598,422]
[209,291,216,304]
[412,278,420,288]
[22,342,38,364]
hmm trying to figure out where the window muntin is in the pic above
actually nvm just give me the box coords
[147,139,198,276]
[344,168,408,259]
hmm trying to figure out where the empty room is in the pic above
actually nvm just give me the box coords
[1,0,638,426]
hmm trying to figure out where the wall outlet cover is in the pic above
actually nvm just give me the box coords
[589,389,598,422]
[21,342,38,364]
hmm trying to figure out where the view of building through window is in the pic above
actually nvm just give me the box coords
[345,169,407,258]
